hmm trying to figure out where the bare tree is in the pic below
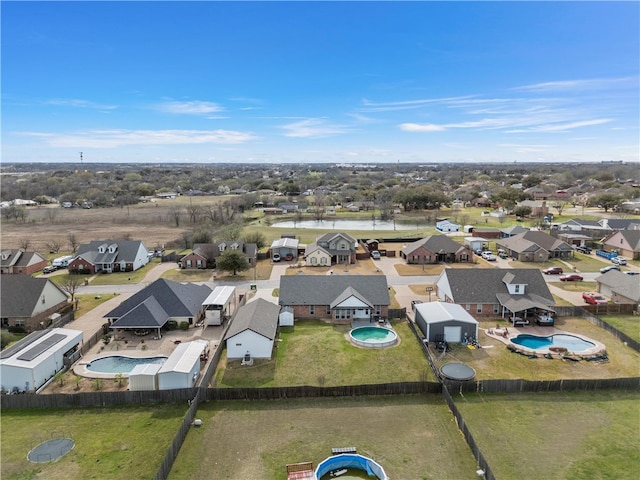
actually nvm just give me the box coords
[45,208,58,224]
[186,204,202,224]
[67,233,79,253]
[60,275,83,304]
[45,239,62,253]
[169,206,182,227]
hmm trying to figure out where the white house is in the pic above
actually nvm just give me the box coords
[157,339,209,390]
[224,298,280,360]
[436,220,459,233]
[0,328,83,393]
[303,244,332,267]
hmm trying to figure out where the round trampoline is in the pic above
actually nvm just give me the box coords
[28,438,74,463]
[440,362,476,381]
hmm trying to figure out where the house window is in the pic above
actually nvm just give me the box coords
[321,257,327,265]
[311,257,317,265]
[515,285,520,293]
[196,260,202,267]
[326,306,331,315]
[186,260,192,267]
[465,304,471,311]
[15,319,25,327]
[493,304,500,314]
[1,318,8,327]
[309,305,315,315]
[477,304,482,314]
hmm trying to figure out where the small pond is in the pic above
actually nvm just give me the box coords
[270,219,428,231]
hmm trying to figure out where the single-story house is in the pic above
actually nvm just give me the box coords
[157,339,209,390]
[224,298,280,360]
[516,200,549,217]
[500,225,529,238]
[414,302,479,343]
[69,240,149,274]
[436,268,555,322]
[0,327,83,393]
[600,230,640,260]
[496,231,574,262]
[105,279,212,337]
[0,276,69,332]
[400,235,473,264]
[0,249,48,275]
[279,275,390,323]
[180,240,258,269]
[596,270,640,306]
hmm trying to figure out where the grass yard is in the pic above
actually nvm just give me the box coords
[434,317,640,380]
[213,320,435,387]
[598,314,640,344]
[0,404,187,480]
[73,293,119,318]
[455,390,640,480]
[169,395,478,480]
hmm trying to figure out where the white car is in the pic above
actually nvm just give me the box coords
[272,253,281,262]
[482,251,497,261]
[612,257,627,265]
[370,250,381,260]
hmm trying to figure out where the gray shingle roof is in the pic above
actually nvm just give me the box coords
[498,231,572,253]
[597,270,640,302]
[110,296,170,329]
[0,276,67,317]
[440,268,553,305]
[77,240,146,264]
[279,275,389,306]
[401,235,468,256]
[224,298,280,340]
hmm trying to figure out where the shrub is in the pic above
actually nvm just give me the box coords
[166,320,178,331]
[179,321,190,331]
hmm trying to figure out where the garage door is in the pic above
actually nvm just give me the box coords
[444,326,462,343]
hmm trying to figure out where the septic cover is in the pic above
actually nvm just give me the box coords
[440,362,476,381]
[27,438,75,463]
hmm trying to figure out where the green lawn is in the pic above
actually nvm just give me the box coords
[598,314,640,344]
[0,404,187,480]
[169,396,478,480]
[455,390,640,480]
[213,319,435,387]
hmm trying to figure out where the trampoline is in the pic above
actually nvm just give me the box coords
[27,438,74,463]
[440,362,476,381]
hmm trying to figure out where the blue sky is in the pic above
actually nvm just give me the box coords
[2,1,639,164]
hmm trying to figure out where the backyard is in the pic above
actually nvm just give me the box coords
[455,390,640,480]
[0,404,187,480]
[213,319,436,387]
[168,395,479,480]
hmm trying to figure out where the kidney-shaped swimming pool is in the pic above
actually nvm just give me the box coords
[511,334,595,352]
[86,355,167,374]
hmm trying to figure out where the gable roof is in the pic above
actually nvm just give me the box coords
[596,270,640,302]
[105,279,211,320]
[316,232,357,246]
[605,230,640,251]
[225,298,280,340]
[0,276,68,317]
[498,230,573,253]
[77,240,146,264]
[439,268,554,305]
[279,275,389,306]
[0,249,23,267]
[401,235,468,256]
[414,302,479,325]
[110,296,170,329]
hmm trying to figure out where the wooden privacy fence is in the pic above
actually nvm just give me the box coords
[444,376,640,394]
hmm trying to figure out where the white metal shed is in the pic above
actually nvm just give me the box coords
[279,306,294,327]
[157,340,208,390]
[128,362,162,391]
[202,286,237,325]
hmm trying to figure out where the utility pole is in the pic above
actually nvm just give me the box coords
[79,152,83,166]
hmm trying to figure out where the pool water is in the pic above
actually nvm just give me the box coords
[86,355,167,374]
[511,334,595,352]
[351,327,394,341]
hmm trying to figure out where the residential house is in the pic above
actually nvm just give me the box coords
[180,240,257,269]
[0,249,48,275]
[601,230,640,260]
[105,279,212,337]
[224,298,280,360]
[0,276,69,332]
[400,235,473,264]
[596,270,640,306]
[496,230,574,262]
[500,225,529,238]
[279,275,390,323]
[304,232,357,265]
[517,200,549,217]
[69,240,149,274]
[436,268,554,321]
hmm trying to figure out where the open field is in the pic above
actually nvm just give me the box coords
[433,317,640,381]
[455,390,640,480]
[168,395,479,480]
[213,319,436,387]
[0,404,187,480]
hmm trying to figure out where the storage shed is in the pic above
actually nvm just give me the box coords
[279,306,294,327]
[414,302,479,343]
[225,298,280,360]
[157,339,209,390]
[0,328,83,393]
[128,362,162,391]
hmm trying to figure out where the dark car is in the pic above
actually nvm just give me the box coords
[543,266,563,275]
[575,246,592,254]
[43,266,57,274]
[284,253,294,261]
[559,273,583,282]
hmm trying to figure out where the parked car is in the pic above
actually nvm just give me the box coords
[543,266,563,275]
[582,292,607,305]
[284,253,294,261]
[575,246,592,254]
[625,271,640,276]
[600,265,620,274]
[272,253,281,262]
[559,273,583,282]
[370,250,381,260]
[43,266,57,274]
[482,253,497,261]
[612,257,627,265]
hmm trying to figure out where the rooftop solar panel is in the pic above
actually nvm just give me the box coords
[16,333,66,362]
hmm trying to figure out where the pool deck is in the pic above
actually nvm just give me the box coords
[482,325,606,359]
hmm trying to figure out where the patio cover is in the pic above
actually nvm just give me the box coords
[495,293,555,315]
[109,296,169,330]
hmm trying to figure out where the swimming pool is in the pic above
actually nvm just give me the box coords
[315,453,388,480]
[511,334,595,352]
[349,326,398,348]
[86,355,167,374]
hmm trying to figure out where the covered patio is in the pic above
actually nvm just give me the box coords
[496,293,556,326]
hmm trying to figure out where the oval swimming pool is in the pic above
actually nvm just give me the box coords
[349,326,398,348]
[511,334,595,352]
[86,355,167,374]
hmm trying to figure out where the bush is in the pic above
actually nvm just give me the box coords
[179,321,190,331]
[7,325,26,334]
[166,320,178,331]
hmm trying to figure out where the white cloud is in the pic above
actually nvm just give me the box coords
[18,129,258,148]
[281,118,351,138]
[46,98,117,111]
[513,76,636,93]
[399,123,446,132]
[155,100,224,115]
